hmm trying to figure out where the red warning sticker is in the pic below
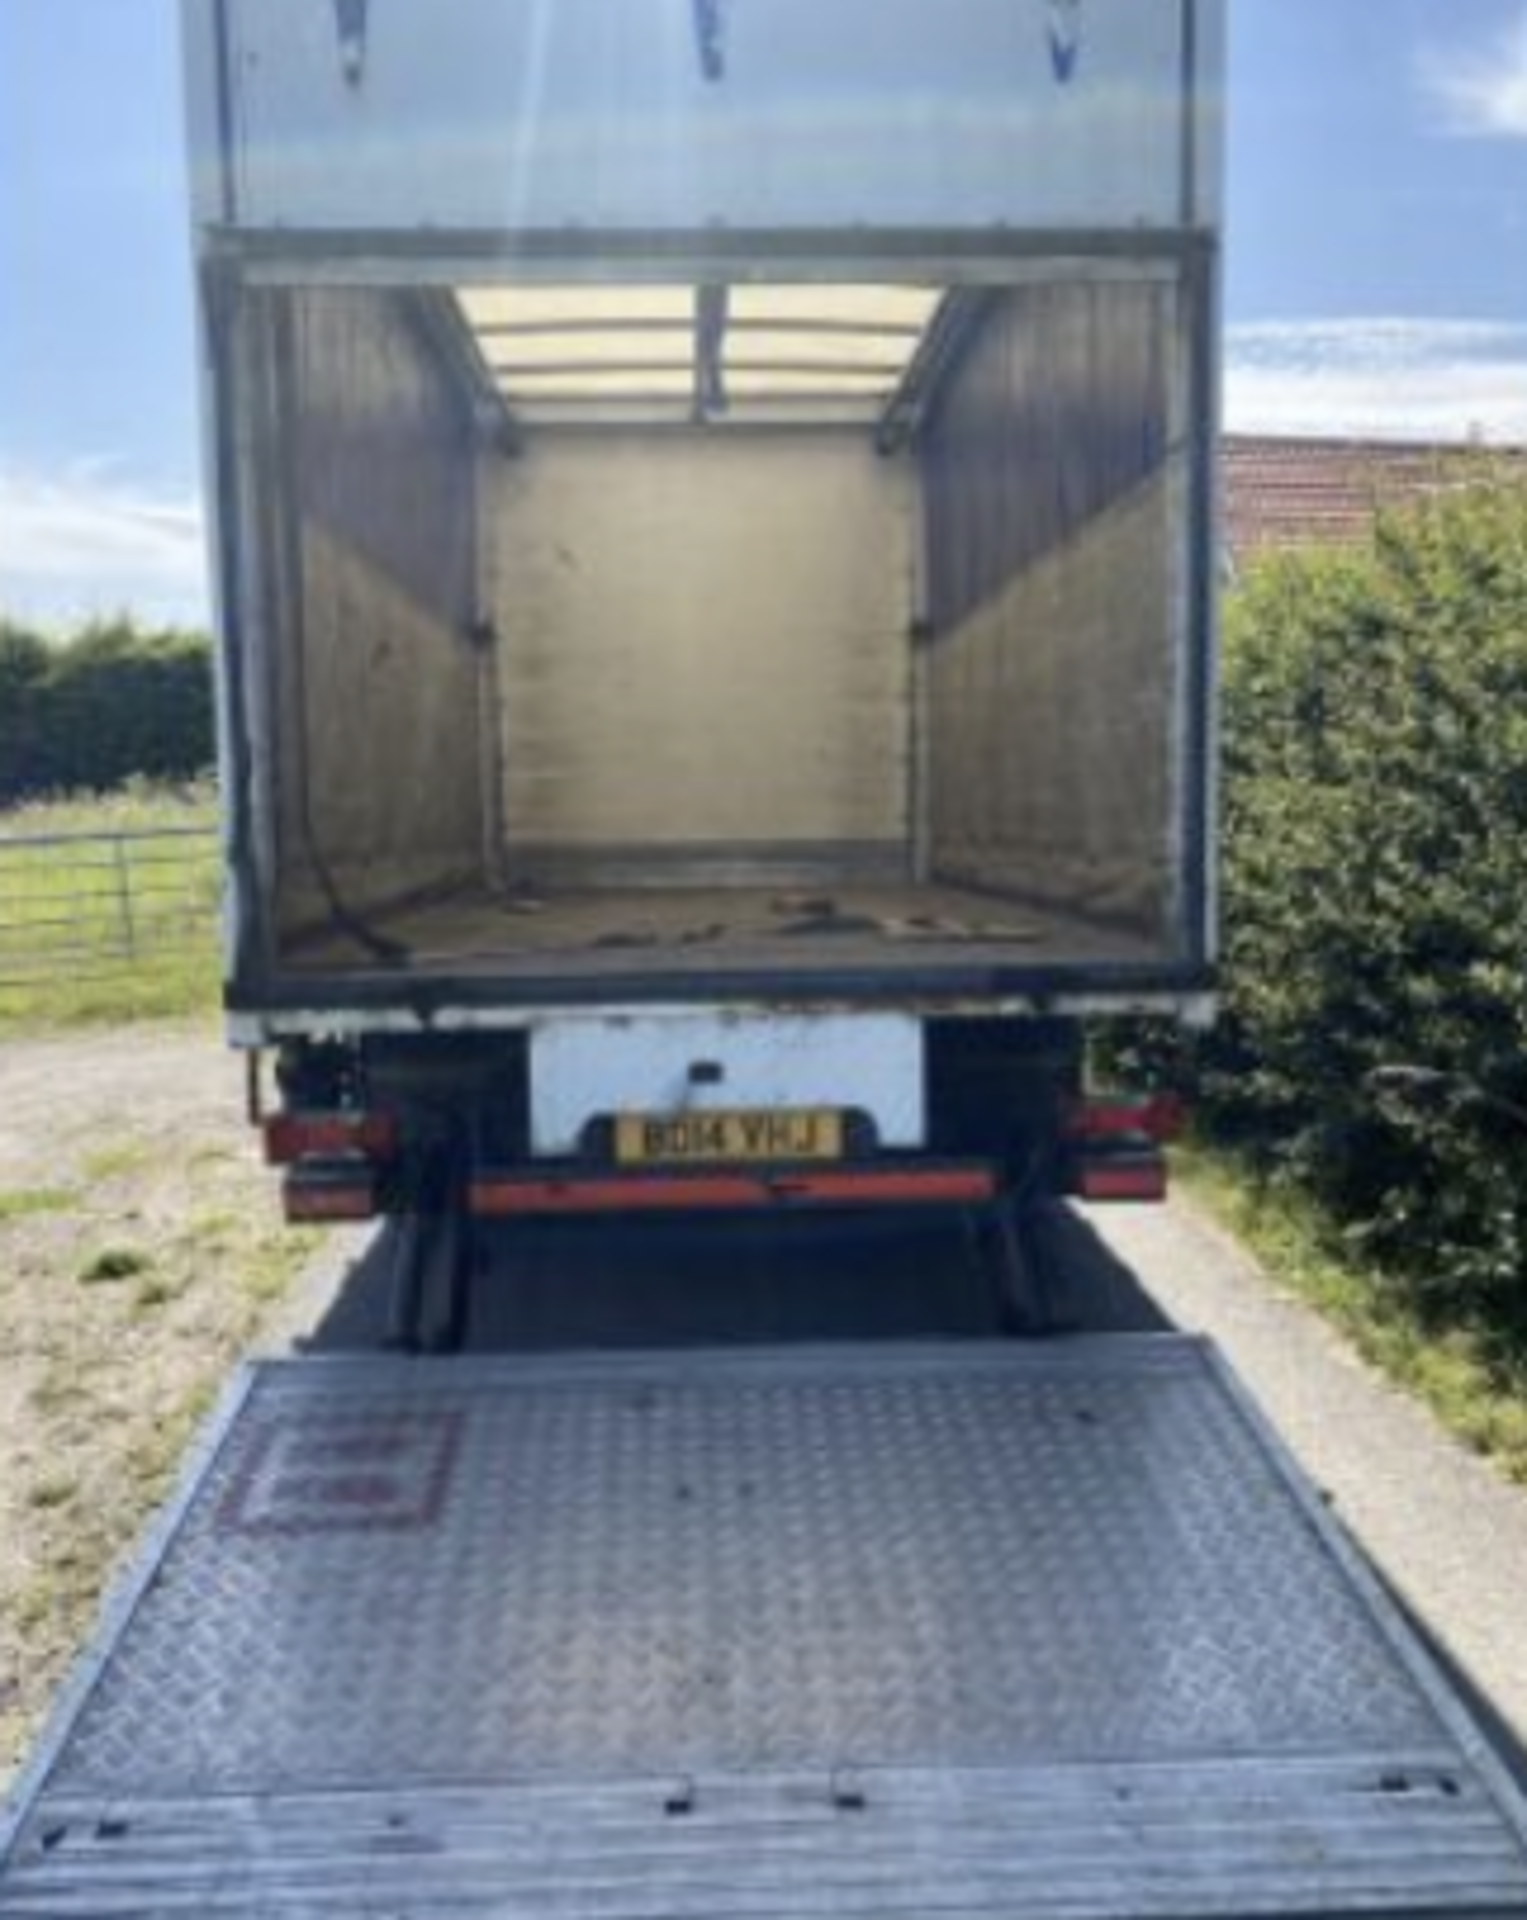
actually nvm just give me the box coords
[214,1411,463,1536]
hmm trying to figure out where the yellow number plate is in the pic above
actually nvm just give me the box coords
[614,1109,845,1167]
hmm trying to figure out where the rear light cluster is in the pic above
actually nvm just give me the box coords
[1060,1093,1183,1205]
[263,1113,399,1166]
[1062,1094,1185,1146]
[265,1112,399,1224]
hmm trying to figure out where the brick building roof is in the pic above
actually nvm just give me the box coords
[1222,434,1524,570]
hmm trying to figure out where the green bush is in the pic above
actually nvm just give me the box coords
[0,617,214,803]
[1189,477,1527,1343]
[0,623,52,797]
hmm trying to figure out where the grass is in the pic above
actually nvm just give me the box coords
[1179,1143,1527,1485]
[1,1048,322,1780]
[0,778,220,1030]
[9,1217,321,1659]
[0,1187,74,1222]
[77,1245,154,1286]
[133,1273,186,1312]
[81,1141,154,1183]
[26,1475,78,1513]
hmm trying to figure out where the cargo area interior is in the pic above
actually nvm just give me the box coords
[245,269,1194,987]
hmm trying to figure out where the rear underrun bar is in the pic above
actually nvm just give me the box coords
[468,1163,1000,1217]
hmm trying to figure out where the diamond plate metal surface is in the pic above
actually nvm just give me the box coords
[48,1340,1445,1797]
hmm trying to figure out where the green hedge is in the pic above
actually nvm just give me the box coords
[1144,476,1527,1343]
[0,618,215,804]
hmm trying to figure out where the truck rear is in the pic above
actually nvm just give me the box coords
[189,0,1217,1310]
[6,14,1527,1913]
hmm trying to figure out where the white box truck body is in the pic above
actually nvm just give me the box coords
[182,0,1221,1247]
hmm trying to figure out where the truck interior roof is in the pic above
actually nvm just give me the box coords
[451,281,952,437]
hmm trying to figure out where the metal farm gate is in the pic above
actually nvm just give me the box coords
[0,826,219,1000]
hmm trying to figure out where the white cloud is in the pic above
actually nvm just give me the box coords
[1226,318,1527,442]
[1420,9,1527,138]
[0,461,210,628]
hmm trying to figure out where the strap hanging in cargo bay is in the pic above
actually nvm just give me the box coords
[1048,0,1087,84]
[693,0,729,82]
[695,285,730,416]
[332,0,369,87]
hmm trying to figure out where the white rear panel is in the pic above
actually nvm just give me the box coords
[530,1013,925,1154]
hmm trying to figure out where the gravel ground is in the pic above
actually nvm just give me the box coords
[1089,1198,1527,1764]
[0,1024,317,1784]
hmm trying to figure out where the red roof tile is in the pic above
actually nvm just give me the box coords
[1222,434,1525,569]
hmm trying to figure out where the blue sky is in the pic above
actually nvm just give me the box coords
[2,1,1526,625]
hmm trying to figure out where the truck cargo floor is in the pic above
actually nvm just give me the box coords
[4,1338,1526,1916]
[283,881,1163,980]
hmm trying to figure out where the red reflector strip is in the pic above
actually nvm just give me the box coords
[264,1112,398,1167]
[283,1178,378,1224]
[470,1165,998,1218]
[1064,1095,1185,1145]
[1071,1162,1169,1204]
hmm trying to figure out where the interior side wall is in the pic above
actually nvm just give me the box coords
[270,290,486,942]
[487,433,915,886]
[921,281,1185,945]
